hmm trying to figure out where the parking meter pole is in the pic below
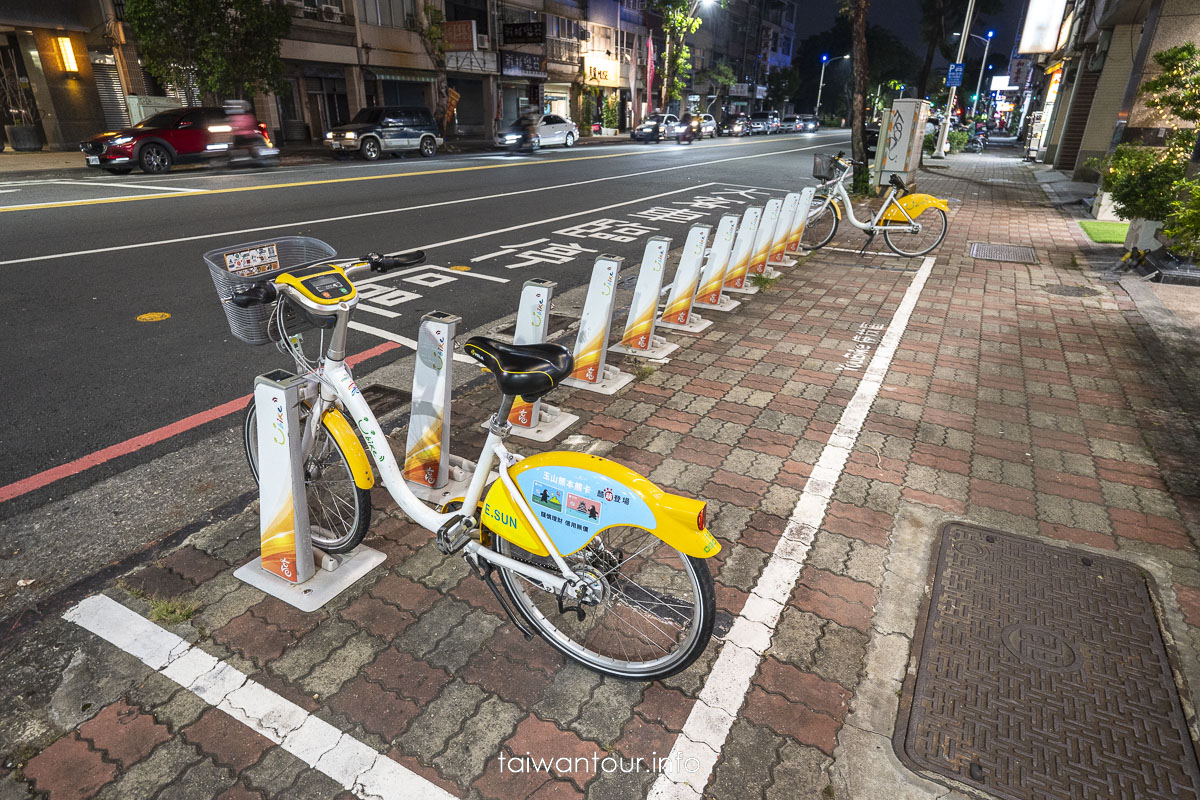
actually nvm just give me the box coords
[561,256,634,395]
[934,0,975,159]
[785,188,816,255]
[747,198,783,280]
[506,280,579,442]
[610,236,679,360]
[694,214,742,312]
[768,192,802,267]
[723,206,764,294]
[657,225,713,333]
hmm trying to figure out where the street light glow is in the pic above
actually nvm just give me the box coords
[821,54,828,62]
[987,30,994,38]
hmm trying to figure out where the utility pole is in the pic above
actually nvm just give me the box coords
[932,0,975,160]
[815,54,848,118]
[968,30,994,122]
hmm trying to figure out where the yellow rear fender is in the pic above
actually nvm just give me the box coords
[481,451,721,559]
[881,193,950,223]
[321,407,375,490]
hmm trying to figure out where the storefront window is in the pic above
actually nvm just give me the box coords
[359,0,417,29]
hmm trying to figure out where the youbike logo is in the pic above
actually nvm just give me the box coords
[599,266,615,297]
[531,292,545,328]
[359,417,386,463]
[272,398,286,445]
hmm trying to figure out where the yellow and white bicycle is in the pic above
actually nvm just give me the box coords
[218,239,719,679]
[801,151,950,257]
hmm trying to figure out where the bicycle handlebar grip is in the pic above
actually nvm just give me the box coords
[229,283,277,307]
[366,250,427,273]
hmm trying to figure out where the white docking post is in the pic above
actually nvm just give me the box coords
[405,311,482,507]
[657,224,713,334]
[693,213,741,312]
[505,279,579,442]
[747,197,783,280]
[609,236,677,361]
[785,187,816,256]
[723,206,763,295]
[561,255,634,395]
[767,192,802,267]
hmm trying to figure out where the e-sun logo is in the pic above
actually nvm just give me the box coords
[485,504,517,528]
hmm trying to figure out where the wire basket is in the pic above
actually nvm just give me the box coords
[205,236,338,345]
[813,153,839,181]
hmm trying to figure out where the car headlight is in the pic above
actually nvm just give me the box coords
[344,131,356,139]
[108,135,133,145]
[207,124,232,133]
[324,131,333,139]
[504,133,519,141]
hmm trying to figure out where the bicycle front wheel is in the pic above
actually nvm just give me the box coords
[801,194,839,251]
[495,526,715,680]
[883,208,948,257]
[243,401,371,553]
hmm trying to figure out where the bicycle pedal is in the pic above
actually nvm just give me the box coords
[436,514,470,555]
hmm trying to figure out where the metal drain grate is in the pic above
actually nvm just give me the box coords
[970,242,1039,263]
[1044,284,1100,297]
[897,523,1200,800]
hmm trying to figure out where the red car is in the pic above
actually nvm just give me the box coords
[79,106,276,175]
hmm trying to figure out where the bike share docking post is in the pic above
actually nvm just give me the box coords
[505,279,580,442]
[234,370,385,612]
[561,255,635,395]
[405,311,486,506]
[747,197,784,280]
[657,224,713,334]
[768,192,803,268]
[609,236,678,361]
[784,187,816,257]
[723,206,763,294]
[693,213,741,313]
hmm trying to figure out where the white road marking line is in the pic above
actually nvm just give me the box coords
[0,141,839,266]
[64,595,459,800]
[352,264,509,287]
[647,255,937,799]
[53,179,193,192]
[356,304,401,318]
[0,189,19,194]
[349,321,476,364]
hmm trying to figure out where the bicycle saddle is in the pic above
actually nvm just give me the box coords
[464,336,574,402]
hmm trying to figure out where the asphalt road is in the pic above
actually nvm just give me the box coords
[0,130,848,516]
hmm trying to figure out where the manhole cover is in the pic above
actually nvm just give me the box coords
[1045,284,1100,297]
[970,242,1039,263]
[897,524,1200,800]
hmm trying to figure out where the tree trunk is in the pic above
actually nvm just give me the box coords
[916,36,937,99]
[660,37,671,113]
[848,0,871,192]
[433,71,449,137]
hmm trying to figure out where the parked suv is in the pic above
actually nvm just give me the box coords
[79,106,275,175]
[325,106,441,159]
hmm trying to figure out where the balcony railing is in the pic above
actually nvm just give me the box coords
[547,37,581,63]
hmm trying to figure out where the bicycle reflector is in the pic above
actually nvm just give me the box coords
[697,503,707,531]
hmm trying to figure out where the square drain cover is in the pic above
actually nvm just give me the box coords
[970,242,1038,263]
[897,523,1200,800]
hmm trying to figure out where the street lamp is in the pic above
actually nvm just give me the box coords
[968,30,994,122]
[933,0,975,160]
[815,53,849,119]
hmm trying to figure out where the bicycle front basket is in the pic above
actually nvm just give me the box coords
[812,153,837,181]
[204,236,338,345]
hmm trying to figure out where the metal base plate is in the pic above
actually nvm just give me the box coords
[487,403,580,443]
[610,335,679,360]
[897,523,1200,800]
[657,314,713,333]
[723,282,760,295]
[693,295,741,313]
[562,368,635,395]
[768,256,797,267]
[234,545,386,612]
[408,454,495,509]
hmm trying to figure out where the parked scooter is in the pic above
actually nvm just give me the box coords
[676,114,702,145]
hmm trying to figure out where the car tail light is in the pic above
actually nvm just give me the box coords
[697,504,707,531]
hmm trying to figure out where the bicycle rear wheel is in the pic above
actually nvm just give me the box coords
[801,194,839,250]
[494,527,715,680]
[883,208,948,257]
[243,401,371,553]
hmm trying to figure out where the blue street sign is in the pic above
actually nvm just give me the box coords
[947,63,965,88]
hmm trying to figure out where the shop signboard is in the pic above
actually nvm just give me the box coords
[447,50,498,74]
[502,50,547,79]
[444,20,477,52]
[730,83,749,97]
[584,55,620,87]
[504,22,545,44]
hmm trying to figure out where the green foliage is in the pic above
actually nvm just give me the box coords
[580,92,595,131]
[651,0,708,107]
[125,0,291,99]
[947,130,968,153]
[694,62,736,111]
[1164,178,1200,259]
[149,597,198,624]
[923,132,937,154]
[1140,44,1200,124]
[602,94,619,129]
[1099,131,1196,221]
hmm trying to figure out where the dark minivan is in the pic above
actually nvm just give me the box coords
[324,106,442,159]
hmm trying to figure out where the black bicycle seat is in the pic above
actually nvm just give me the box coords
[464,336,574,402]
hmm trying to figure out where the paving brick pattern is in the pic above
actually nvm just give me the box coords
[8,143,1200,799]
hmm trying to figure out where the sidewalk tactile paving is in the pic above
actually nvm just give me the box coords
[898,522,1200,800]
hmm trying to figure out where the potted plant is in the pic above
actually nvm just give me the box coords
[1098,133,1193,251]
[601,93,619,136]
[0,49,41,151]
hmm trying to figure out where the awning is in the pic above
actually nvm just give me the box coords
[367,68,436,83]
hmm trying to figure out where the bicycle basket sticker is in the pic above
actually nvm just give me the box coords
[224,243,280,276]
[516,465,655,555]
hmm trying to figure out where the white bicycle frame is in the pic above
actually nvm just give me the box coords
[274,277,584,597]
[817,162,922,234]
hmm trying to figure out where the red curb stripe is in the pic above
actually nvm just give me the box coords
[0,342,401,504]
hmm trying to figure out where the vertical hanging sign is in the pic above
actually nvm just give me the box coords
[768,192,802,266]
[785,187,816,255]
[723,206,763,294]
[610,236,677,360]
[253,371,314,585]
[562,256,634,394]
[404,311,460,489]
[747,197,782,277]
[658,225,712,333]
[694,213,741,311]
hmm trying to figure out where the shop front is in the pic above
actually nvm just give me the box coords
[499,50,546,125]
[446,49,498,138]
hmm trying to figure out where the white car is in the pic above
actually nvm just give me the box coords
[699,114,717,138]
[536,114,578,147]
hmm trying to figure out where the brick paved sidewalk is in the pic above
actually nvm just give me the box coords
[2,142,1199,800]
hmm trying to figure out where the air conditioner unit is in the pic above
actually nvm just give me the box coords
[477,34,490,49]
[320,5,343,22]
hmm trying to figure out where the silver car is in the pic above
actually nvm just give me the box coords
[536,114,579,147]
[699,114,717,138]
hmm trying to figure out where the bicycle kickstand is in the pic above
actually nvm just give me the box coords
[467,556,535,640]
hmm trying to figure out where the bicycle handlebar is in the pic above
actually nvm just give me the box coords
[229,283,277,307]
[365,250,426,273]
[227,249,428,306]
